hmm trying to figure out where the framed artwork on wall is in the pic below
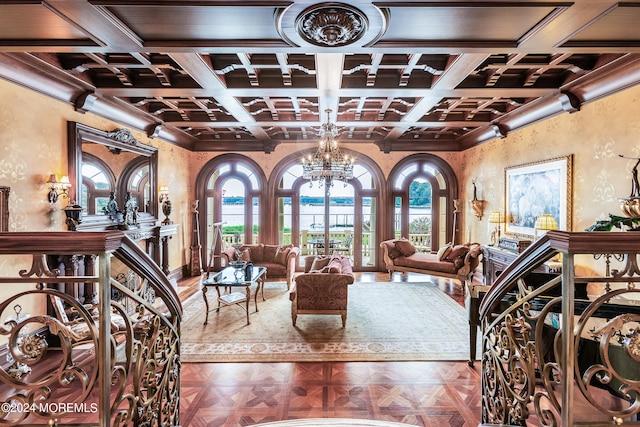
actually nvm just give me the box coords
[504,155,572,237]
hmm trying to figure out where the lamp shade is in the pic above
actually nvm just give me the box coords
[488,211,503,224]
[534,213,558,231]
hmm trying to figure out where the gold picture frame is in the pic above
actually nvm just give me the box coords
[504,155,572,237]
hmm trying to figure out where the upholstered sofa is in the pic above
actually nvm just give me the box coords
[289,254,355,327]
[221,244,300,290]
[380,238,482,285]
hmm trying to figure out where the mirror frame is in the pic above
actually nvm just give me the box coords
[67,122,159,230]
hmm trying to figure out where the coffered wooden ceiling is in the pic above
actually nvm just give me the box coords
[1,1,640,152]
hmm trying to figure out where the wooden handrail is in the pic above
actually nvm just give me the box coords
[0,231,182,426]
[477,230,640,426]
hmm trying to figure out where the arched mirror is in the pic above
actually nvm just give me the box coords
[67,122,158,230]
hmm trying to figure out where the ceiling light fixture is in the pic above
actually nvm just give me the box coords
[302,109,354,195]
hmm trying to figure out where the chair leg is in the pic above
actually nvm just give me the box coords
[291,303,297,326]
[341,312,346,327]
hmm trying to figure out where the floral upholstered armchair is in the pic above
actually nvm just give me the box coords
[289,254,355,327]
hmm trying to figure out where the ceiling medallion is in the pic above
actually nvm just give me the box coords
[296,3,368,47]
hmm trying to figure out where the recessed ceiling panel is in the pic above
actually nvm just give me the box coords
[562,4,640,46]
[100,5,283,41]
[0,4,96,45]
[379,5,559,42]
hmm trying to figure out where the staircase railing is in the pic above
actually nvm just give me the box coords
[0,231,182,426]
[478,231,640,425]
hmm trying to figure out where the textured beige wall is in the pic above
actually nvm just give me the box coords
[0,79,191,317]
[459,83,640,245]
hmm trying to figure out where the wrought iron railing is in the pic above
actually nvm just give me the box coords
[478,231,640,425]
[0,232,182,426]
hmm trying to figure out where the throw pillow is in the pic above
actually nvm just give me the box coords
[388,246,403,259]
[437,243,453,260]
[446,244,469,262]
[274,246,290,264]
[395,239,416,257]
[452,256,465,270]
[327,258,343,274]
[263,245,279,262]
[310,256,331,272]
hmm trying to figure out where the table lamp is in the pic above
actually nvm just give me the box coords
[534,213,558,239]
[489,210,503,245]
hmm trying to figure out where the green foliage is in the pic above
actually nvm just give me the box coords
[222,225,259,234]
[409,216,431,234]
[408,181,432,206]
[585,214,640,232]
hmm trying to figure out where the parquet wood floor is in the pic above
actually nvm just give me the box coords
[177,272,482,427]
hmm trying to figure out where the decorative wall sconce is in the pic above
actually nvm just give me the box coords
[46,174,71,204]
[159,186,172,225]
[469,179,485,220]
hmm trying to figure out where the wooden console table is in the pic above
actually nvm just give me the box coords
[465,245,562,366]
[51,223,179,304]
[482,245,561,286]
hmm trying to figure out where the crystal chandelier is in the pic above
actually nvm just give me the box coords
[302,109,354,194]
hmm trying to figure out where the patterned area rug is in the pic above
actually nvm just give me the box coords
[180,281,473,363]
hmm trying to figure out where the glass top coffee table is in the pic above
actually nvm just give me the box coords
[201,265,267,325]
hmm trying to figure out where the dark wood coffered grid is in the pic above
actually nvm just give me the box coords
[0,1,639,153]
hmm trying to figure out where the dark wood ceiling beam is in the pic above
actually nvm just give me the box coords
[237,53,259,86]
[485,53,526,86]
[275,53,292,86]
[385,53,490,140]
[353,98,366,121]
[263,97,279,121]
[398,54,422,87]
[316,53,344,122]
[517,1,621,50]
[41,1,145,50]
[378,98,393,121]
[366,53,384,87]
[164,121,486,128]
[291,97,302,121]
[97,87,557,100]
[169,52,270,141]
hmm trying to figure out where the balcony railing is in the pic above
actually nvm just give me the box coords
[217,231,430,257]
[478,231,640,426]
[0,232,181,426]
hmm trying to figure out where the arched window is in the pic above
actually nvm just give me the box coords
[195,155,265,264]
[120,158,150,213]
[388,155,458,251]
[271,150,382,271]
[81,153,115,215]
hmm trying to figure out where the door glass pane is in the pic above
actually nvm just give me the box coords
[221,178,245,245]
[252,196,259,244]
[206,196,215,252]
[409,178,432,251]
[439,196,447,247]
[328,183,354,258]
[394,196,402,239]
[363,197,376,266]
[278,197,292,246]
[299,183,325,257]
